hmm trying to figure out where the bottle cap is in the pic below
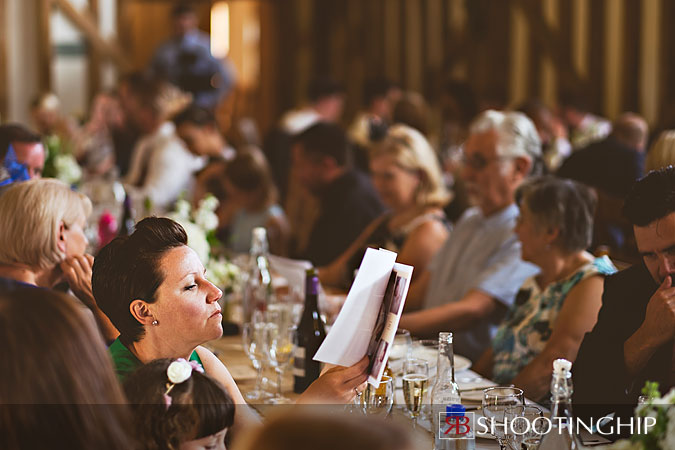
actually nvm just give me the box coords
[252,227,267,240]
[446,404,465,416]
[552,358,572,374]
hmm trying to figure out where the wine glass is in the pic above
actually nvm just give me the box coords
[482,387,524,450]
[506,405,544,450]
[241,321,269,401]
[358,375,394,417]
[402,358,430,429]
[263,323,295,404]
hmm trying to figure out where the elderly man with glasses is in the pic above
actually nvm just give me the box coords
[400,110,542,361]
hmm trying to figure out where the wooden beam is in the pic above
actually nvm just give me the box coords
[52,0,131,71]
[38,0,53,93]
[512,0,586,90]
[87,0,101,103]
[0,0,7,119]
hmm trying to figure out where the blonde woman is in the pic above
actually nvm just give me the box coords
[319,125,450,289]
[645,130,675,173]
[0,179,117,342]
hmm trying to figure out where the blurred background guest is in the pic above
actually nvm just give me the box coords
[559,91,612,151]
[319,124,449,291]
[0,287,133,450]
[124,358,235,450]
[347,77,400,172]
[644,130,675,173]
[0,179,117,342]
[30,92,79,151]
[222,148,289,255]
[0,123,45,186]
[291,122,385,266]
[473,176,616,401]
[518,99,571,172]
[150,1,236,110]
[119,72,204,213]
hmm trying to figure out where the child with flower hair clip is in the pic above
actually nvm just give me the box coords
[124,358,235,450]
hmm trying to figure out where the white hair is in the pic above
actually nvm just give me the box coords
[469,110,542,162]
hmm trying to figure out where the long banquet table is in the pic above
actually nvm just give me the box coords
[207,334,508,449]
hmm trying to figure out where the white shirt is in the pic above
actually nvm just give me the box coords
[124,122,204,212]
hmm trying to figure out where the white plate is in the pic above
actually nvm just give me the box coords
[410,346,472,372]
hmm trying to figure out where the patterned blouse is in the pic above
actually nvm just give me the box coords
[492,256,616,385]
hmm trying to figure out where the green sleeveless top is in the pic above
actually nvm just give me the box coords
[109,338,204,381]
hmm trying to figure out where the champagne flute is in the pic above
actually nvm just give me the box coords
[482,387,524,450]
[358,375,394,417]
[241,321,269,401]
[402,358,429,429]
[264,324,295,404]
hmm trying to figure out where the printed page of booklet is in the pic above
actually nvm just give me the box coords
[314,248,412,385]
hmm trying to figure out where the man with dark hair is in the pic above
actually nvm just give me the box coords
[574,167,675,419]
[173,105,234,161]
[292,122,385,266]
[150,1,235,109]
[0,124,45,186]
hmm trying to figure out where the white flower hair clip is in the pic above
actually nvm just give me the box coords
[163,358,205,408]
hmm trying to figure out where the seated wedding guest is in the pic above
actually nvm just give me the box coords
[73,92,125,177]
[518,99,571,172]
[0,287,133,450]
[222,148,289,255]
[559,91,612,151]
[473,176,616,401]
[399,110,541,361]
[318,125,449,290]
[120,72,204,213]
[124,358,235,450]
[644,130,675,173]
[0,123,45,186]
[574,167,675,414]
[393,91,431,138]
[347,78,400,171]
[264,78,345,203]
[30,92,80,151]
[93,217,369,431]
[0,179,117,342]
[233,410,413,450]
[293,122,386,266]
[558,112,648,198]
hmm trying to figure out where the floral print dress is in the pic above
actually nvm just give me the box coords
[492,256,616,385]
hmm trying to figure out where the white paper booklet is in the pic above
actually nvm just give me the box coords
[313,248,413,386]
[267,254,313,295]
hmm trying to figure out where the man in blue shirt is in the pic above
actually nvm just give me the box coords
[400,110,542,360]
[150,3,236,110]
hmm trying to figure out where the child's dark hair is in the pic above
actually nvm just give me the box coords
[124,358,235,450]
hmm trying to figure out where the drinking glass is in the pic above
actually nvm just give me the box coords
[505,404,543,450]
[389,329,412,377]
[482,386,525,450]
[242,321,269,401]
[402,358,430,429]
[358,375,394,417]
[263,324,295,404]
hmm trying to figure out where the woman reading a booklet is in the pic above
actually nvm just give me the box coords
[92,217,369,432]
[318,125,450,291]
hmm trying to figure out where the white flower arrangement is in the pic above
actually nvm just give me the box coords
[607,382,675,450]
[167,194,241,295]
[43,135,82,185]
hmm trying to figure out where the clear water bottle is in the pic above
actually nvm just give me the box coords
[537,359,582,450]
[432,332,462,449]
[436,404,475,450]
[242,227,272,324]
